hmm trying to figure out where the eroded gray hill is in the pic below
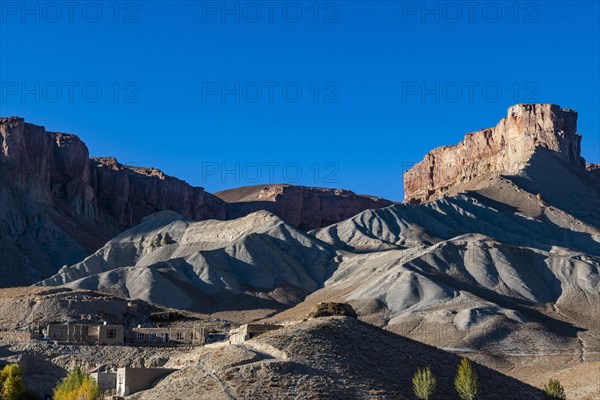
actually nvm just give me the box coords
[276,105,600,360]
[38,105,600,356]
[39,211,336,314]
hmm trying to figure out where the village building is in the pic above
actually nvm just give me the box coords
[46,324,89,342]
[130,325,207,345]
[116,367,176,396]
[38,322,209,346]
[98,324,125,345]
[45,323,125,345]
[90,371,117,394]
[229,323,283,344]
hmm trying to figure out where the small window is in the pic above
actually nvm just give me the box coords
[136,332,145,340]
[106,329,117,339]
[149,333,157,341]
[176,332,184,340]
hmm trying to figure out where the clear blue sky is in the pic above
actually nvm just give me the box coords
[1,0,598,201]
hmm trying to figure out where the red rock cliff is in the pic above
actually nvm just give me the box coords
[0,117,227,285]
[217,184,394,230]
[403,104,584,204]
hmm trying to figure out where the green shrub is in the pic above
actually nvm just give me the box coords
[543,379,566,400]
[412,366,436,400]
[455,357,479,400]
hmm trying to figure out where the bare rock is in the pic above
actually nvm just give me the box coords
[1,118,395,286]
[91,157,226,228]
[587,163,600,181]
[217,184,394,229]
[0,117,227,286]
[404,104,584,204]
[38,211,336,313]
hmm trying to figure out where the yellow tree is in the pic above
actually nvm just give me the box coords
[53,367,100,400]
[455,357,479,400]
[0,364,25,400]
[412,366,436,400]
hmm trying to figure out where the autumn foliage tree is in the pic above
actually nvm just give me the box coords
[0,364,25,400]
[52,367,100,400]
[412,366,436,400]
[455,357,479,400]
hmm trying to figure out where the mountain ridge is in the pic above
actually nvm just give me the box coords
[0,116,391,286]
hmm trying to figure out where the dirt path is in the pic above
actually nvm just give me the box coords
[197,359,237,400]
[234,341,289,360]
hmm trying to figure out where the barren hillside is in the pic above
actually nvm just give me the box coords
[130,317,544,400]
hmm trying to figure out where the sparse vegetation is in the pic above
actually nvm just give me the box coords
[307,302,357,319]
[412,366,436,400]
[150,311,185,322]
[455,357,479,400]
[0,364,25,400]
[543,379,567,400]
[52,367,100,400]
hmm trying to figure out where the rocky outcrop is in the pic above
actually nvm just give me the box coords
[0,117,228,286]
[1,118,98,286]
[0,117,96,214]
[404,104,585,204]
[217,184,394,230]
[587,163,600,181]
[91,157,226,228]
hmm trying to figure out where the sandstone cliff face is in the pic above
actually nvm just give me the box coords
[404,104,584,204]
[0,117,96,214]
[91,157,226,228]
[1,118,97,285]
[0,117,228,286]
[217,184,394,230]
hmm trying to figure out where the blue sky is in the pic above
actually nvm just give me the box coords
[1,0,598,201]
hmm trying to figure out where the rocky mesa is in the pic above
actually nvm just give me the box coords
[403,104,587,204]
[216,184,394,230]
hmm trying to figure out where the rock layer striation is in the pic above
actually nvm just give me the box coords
[404,104,585,204]
[217,184,394,230]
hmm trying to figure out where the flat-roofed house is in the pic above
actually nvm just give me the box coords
[116,367,176,396]
[98,324,124,345]
[46,324,89,342]
[130,326,207,345]
[90,371,117,394]
[45,323,124,344]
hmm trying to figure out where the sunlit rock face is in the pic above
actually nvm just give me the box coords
[404,104,584,204]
